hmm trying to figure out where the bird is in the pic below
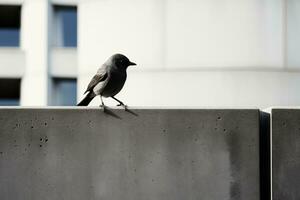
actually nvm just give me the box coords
[77,54,136,107]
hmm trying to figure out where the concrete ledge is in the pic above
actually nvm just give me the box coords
[272,109,300,200]
[0,108,260,200]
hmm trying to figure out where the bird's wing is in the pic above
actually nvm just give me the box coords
[84,70,108,94]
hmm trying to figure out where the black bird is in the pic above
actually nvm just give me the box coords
[77,54,136,107]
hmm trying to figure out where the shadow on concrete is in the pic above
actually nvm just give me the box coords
[124,107,139,117]
[102,106,139,119]
[103,106,122,119]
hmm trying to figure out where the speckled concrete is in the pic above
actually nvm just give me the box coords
[0,108,260,200]
[272,109,300,200]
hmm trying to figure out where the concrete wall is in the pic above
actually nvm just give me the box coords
[272,109,300,200]
[0,108,260,200]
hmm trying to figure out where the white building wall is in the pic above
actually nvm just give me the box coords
[0,48,25,77]
[78,0,300,108]
[78,0,165,71]
[165,0,283,68]
[20,0,49,106]
[287,0,300,69]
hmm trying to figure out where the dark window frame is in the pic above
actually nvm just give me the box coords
[51,78,77,106]
[0,78,21,106]
[52,5,77,47]
[0,5,21,47]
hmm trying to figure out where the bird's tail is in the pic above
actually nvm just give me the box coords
[77,92,95,106]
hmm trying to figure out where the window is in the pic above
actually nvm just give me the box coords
[52,78,77,106]
[0,79,20,106]
[52,6,77,47]
[0,5,21,47]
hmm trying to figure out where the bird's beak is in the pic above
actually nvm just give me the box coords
[129,61,137,66]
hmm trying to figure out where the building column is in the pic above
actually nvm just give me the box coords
[20,0,50,106]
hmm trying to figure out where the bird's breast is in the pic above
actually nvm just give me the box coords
[101,71,127,97]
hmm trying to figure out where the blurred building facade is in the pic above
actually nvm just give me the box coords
[0,0,300,108]
[0,0,77,106]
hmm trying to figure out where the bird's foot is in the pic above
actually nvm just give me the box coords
[99,104,108,111]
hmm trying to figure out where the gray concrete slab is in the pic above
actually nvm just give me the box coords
[0,108,260,200]
[272,109,300,200]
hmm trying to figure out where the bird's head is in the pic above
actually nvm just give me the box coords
[110,54,137,69]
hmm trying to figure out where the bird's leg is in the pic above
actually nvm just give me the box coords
[99,96,106,110]
[111,96,137,116]
[111,96,127,108]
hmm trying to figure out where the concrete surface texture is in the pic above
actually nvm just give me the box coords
[272,109,300,200]
[0,108,260,200]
